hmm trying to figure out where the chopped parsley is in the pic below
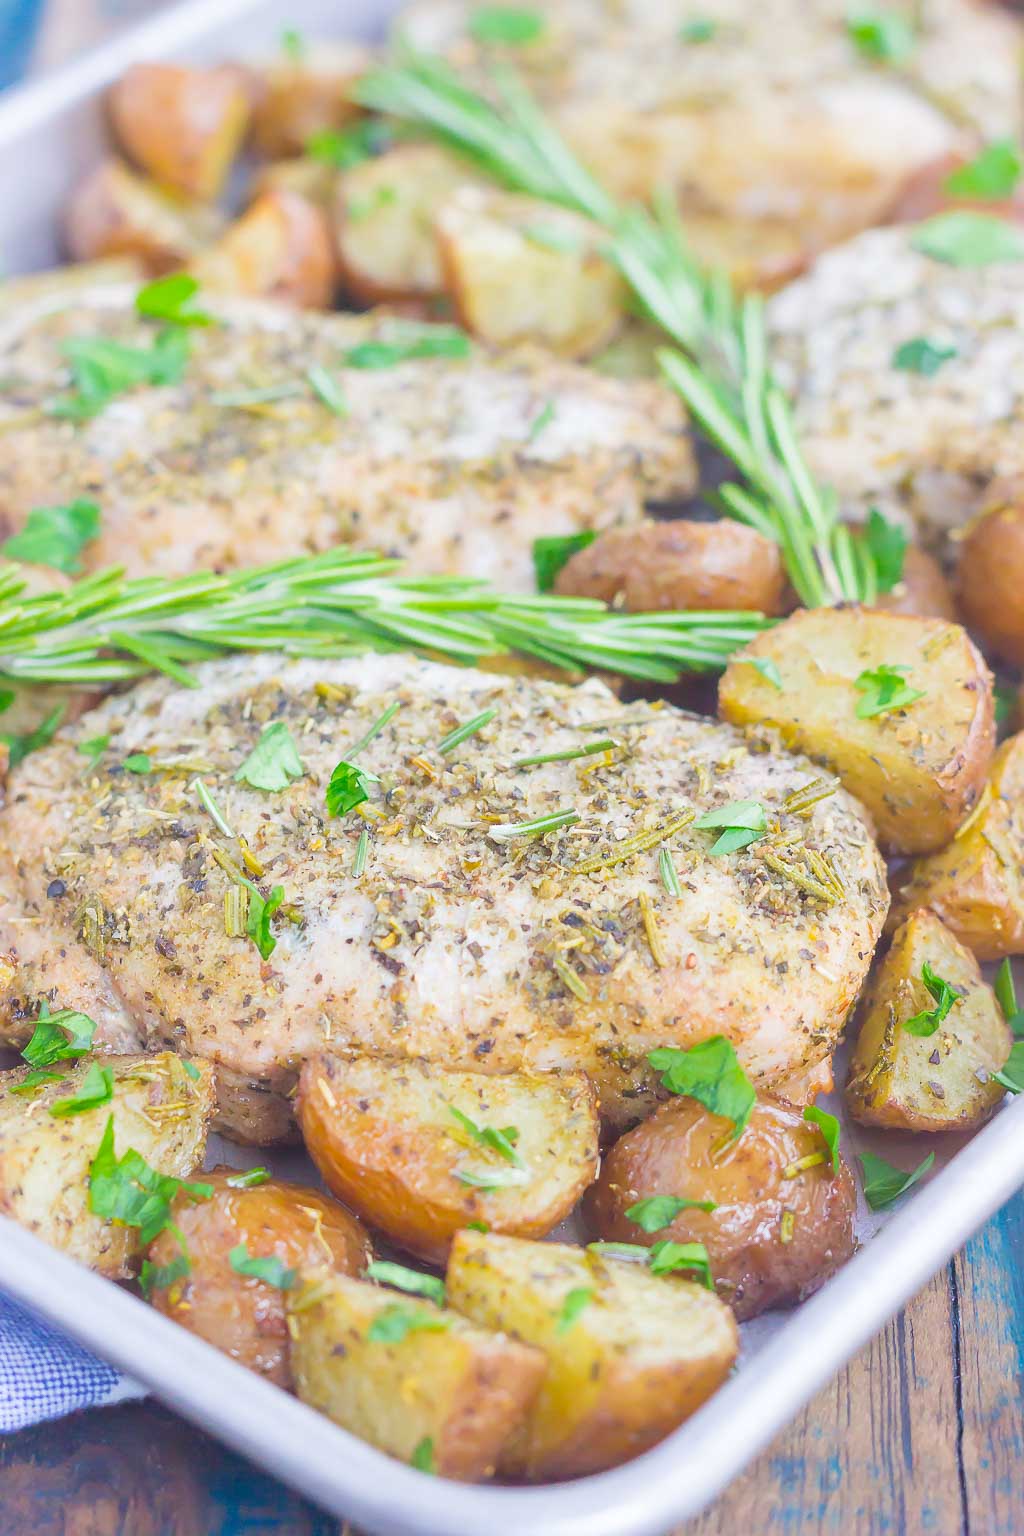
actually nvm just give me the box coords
[994,1041,1024,1094]
[626,1194,717,1232]
[49,1062,114,1118]
[77,734,110,767]
[123,752,151,774]
[307,365,348,416]
[858,1149,935,1211]
[555,1286,593,1334]
[659,846,682,898]
[994,959,1024,1036]
[694,798,767,856]
[49,329,190,421]
[181,1061,200,1081]
[366,1304,449,1344]
[903,961,961,1036]
[680,17,716,42]
[802,1105,841,1169]
[243,881,285,962]
[225,1166,271,1189]
[532,530,596,591]
[2,703,65,768]
[648,1035,756,1136]
[135,273,212,328]
[22,1005,96,1068]
[326,759,379,817]
[346,184,398,223]
[910,211,1024,268]
[448,1104,522,1166]
[846,8,914,62]
[2,498,100,573]
[528,399,557,440]
[139,1251,191,1298]
[853,664,925,718]
[306,120,390,169]
[228,1244,296,1290]
[945,140,1023,202]
[235,721,305,792]
[469,6,545,45]
[366,1260,446,1308]
[88,1115,212,1244]
[410,1437,436,1473]
[863,507,907,593]
[343,326,471,369]
[647,1239,713,1287]
[437,708,498,755]
[9,1069,66,1097]
[892,337,957,376]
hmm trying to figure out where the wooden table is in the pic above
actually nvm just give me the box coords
[1,1187,1020,1533]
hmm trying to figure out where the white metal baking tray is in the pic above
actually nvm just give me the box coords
[1,3,1023,1531]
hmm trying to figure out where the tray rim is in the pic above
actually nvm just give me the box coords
[2,0,1024,1529]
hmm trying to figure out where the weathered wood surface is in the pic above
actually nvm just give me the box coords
[687,1190,1024,1536]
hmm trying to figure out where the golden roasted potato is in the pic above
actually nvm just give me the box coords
[298,1054,599,1264]
[145,1168,371,1388]
[334,144,482,304]
[446,1231,738,1480]
[249,41,370,158]
[63,159,223,274]
[251,155,337,210]
[847,909,1011,1131]
[554,518,788,615]
[0,1052,214,1278]
[583,1096,856,1321]
[108,64,250,201]
[436,187,626,358]
[190,189,336,309]
[719,606,995,855]
[890,732,1024,959]
[873,546,957,622]
[287,1271,545,1480]
[957,493,1024,666]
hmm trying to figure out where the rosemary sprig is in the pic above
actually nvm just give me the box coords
[357,52,874,607]
[0,551,769,691]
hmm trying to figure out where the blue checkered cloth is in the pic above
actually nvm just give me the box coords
[0,1291,143,1431]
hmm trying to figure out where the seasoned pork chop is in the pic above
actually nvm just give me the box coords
[768,225,1024,549]
[399,0,1021,286]
[0,654,888,1142]
[0,287,693,590]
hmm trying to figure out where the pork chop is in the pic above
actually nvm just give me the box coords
[398,0,1021,286]
[0,653,888,1142]
[0,286,693,590]
[768,224,1024,549]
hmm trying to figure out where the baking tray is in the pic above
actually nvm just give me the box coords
[1,3,1023,1531]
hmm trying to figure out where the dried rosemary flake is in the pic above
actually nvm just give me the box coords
[761,849,842,907]
[573,809,695,877]
[514,738,616,768]
[224,884,250,938]
[783,776,839,816]
[638,892,667,969]
[782,1151,827,1180]
[780,1210,796,1245]
[353,827,369,877]
[659,846,682,898]
[489,808,579,841]
[551,953,591,1003]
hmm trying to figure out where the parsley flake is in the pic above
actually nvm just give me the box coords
[123,752,151,774]
[140,1251,190,1298]
[235,721,305,792]
[411,1437,436,1473]
[9,1069,66,1097]
[49,329,190,421]
[892,337,957,376]
[243,881,285,962]
[626,1194,717,1232]
[680,17,716,42]
[910,211,1024,268]
[995,959,1024,1037]
[858,1149,935,1210]
[853,664,925,718]
[903,961,961,1036]
[343,326,471,369]
[77,734,110,767]
[532,530,596,591]
[994,1040,1024,1094]
[22,1005,96,1068]
[555,1286,593,1334]
[647,1239,714,1287]
[2,499,100,573]
[306,120,390,169]
[448,1104,523,1166]
[49,1062,114,1118]
[2,703,65,768]
[326,758,379,817]
[88,1115,212,1244]
[846,8,915,62]
[945,140,1023,202]
[228,1244,296,1290]
[135,273,212,328]
[366,1260,446,1307]
[802,1104,841,1169]
[694,798,767,855]
[648,1035,756,1136]
[863,507,907,593]
[469,7,545,45]
[366,1304,449,1344]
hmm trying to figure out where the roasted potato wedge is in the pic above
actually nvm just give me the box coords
[957,491,1024,666]
[251,155,337,210]
[108,64,250,201]
[583,1096,856,1321]
[846,909,1011,1131]
[719,606,995,855]
[334,144,482,304]
[890,732,1024,959]
[249,41,370,158]
[437,187,626,358]
[873,546,956,622]
[145,1168,372,1387]
[554,518,787,615]
[190,189,336,309]
[446,1231,738,1480]
[287,1271,545,1480]
[64,159,223,273]
[0,1052,214,1278]
[298,1055,599,1264]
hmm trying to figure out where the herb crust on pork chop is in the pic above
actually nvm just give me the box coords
[0,655,888,1142]
[769,225,1024,550]
[0,287,693,590]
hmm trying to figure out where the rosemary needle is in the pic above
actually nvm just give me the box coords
[514,737,616,768]
[489,808,579,841]
[659,846,683,897]
[193,777,235,839]
[438,707,498,755]
[353,827,369,877]
[349,701,401,756]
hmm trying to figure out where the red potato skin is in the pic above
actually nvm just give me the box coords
[107,64,250,201]
[887,150,1024,225]
[192,189,337,309]
[583,1097,857,1320]
[554,518,788,615]
[873,546,957,622]
[957,495,1024,666]
[145,1169,371,1388]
